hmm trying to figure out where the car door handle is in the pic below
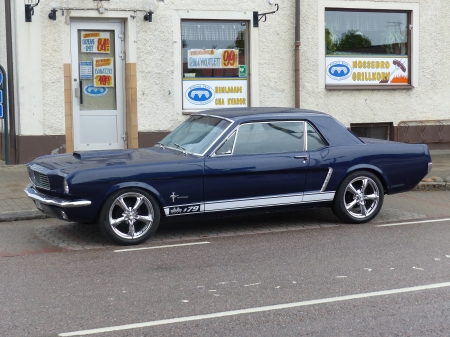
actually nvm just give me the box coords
[294,155,308,160]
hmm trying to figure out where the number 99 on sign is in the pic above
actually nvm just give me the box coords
[222,50,238,68]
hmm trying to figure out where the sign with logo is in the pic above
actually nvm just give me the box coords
[183,78,248,110]
[93,58,114,87]
[239,65,247,78]
[326,56,408,86]
[168,204,201,215]
[188,49,239,69]
[81,31,110,53]
[80,61,93,80]
[84,84,108,97]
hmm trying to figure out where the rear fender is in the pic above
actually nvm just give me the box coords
[340,164,390,193]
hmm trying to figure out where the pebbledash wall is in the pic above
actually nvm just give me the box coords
[0,0,449,164]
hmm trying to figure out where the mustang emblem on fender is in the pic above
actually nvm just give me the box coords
[170,192,179,202]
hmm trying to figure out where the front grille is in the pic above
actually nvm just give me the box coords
[28,168,50,190]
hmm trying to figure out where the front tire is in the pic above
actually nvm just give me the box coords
[332,170,384,224]
[98,188,160,245]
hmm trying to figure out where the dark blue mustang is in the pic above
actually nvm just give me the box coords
[25,108,432,245]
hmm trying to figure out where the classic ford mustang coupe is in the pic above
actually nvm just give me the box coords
[25,108,432,245]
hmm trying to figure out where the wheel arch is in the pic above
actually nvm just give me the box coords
[340,165,389,195]
[96,182,166,221]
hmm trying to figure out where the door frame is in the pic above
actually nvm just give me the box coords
[70,20,126,151]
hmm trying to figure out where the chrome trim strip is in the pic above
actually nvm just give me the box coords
[303,120,307,151]
[24,184,91,208]
[428,162,433,174]
[320,168,333,192]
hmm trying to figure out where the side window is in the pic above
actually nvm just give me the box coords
[215,132,236,155]
[233,122,304,155]
[306,123,327,151]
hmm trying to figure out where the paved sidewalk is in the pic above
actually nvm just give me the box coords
[0,150,449,222]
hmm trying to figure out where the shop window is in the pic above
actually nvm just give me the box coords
[181,21,249,111]
[325,9,411,88]
[351,123,393,140]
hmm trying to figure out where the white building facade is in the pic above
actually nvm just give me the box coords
[0,0,449,164]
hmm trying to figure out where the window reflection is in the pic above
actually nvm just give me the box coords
[325,11,408,55]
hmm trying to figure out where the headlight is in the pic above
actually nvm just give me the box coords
[64,179,70,194]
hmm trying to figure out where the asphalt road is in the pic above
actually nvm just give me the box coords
[1,215,450,336]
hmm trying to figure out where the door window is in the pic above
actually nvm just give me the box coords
[232,122,305,155]
[78,30,117,111]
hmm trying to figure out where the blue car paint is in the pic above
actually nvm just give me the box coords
[204,151,309,201]
[25,107,431,223]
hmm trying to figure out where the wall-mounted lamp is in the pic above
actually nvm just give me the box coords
[48,2,58,20]
[143,0,159,22]
[25,0,40,22]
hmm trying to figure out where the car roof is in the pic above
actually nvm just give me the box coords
[193,107,328,121]
[194,107,363,147]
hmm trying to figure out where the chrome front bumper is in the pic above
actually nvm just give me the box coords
[24,184,91,208]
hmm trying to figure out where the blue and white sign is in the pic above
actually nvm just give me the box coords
[83,84,108,97]
[182,78,248,110]
[327,61,352,81]
[185,84,215,106]
[80,61,93,80]
[326,56,409,86]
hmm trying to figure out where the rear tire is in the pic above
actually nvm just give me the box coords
[98,188,160,245]
[332,170,384,224]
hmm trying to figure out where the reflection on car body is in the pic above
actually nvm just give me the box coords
[24,107,432,245]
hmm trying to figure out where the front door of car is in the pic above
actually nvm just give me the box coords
[204,121,309,213]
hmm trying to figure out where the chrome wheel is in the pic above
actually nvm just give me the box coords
[108,191,155,240]
[343,176,379,219]
[332,170,384,224]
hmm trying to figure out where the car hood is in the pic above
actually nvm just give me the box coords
[28,147,198,175]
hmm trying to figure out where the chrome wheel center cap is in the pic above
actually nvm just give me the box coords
[123,210,137,221]
[356,192,364,203]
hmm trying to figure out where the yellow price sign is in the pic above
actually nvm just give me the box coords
[95,75,113,87]
[221,50,238,68]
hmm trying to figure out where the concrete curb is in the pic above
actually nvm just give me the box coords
[414,182,450,191]
[0,210,47,222]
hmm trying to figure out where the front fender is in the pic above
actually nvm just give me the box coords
[98,181,166,211]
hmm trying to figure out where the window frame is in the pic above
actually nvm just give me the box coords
[319,1,419,90]
[212,120,331,157]
[180,19,251,112]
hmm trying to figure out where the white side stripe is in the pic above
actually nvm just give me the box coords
[164,192,335,216]
[59,281,450,336]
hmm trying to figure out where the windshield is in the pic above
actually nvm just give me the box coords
[160,115,231,155]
